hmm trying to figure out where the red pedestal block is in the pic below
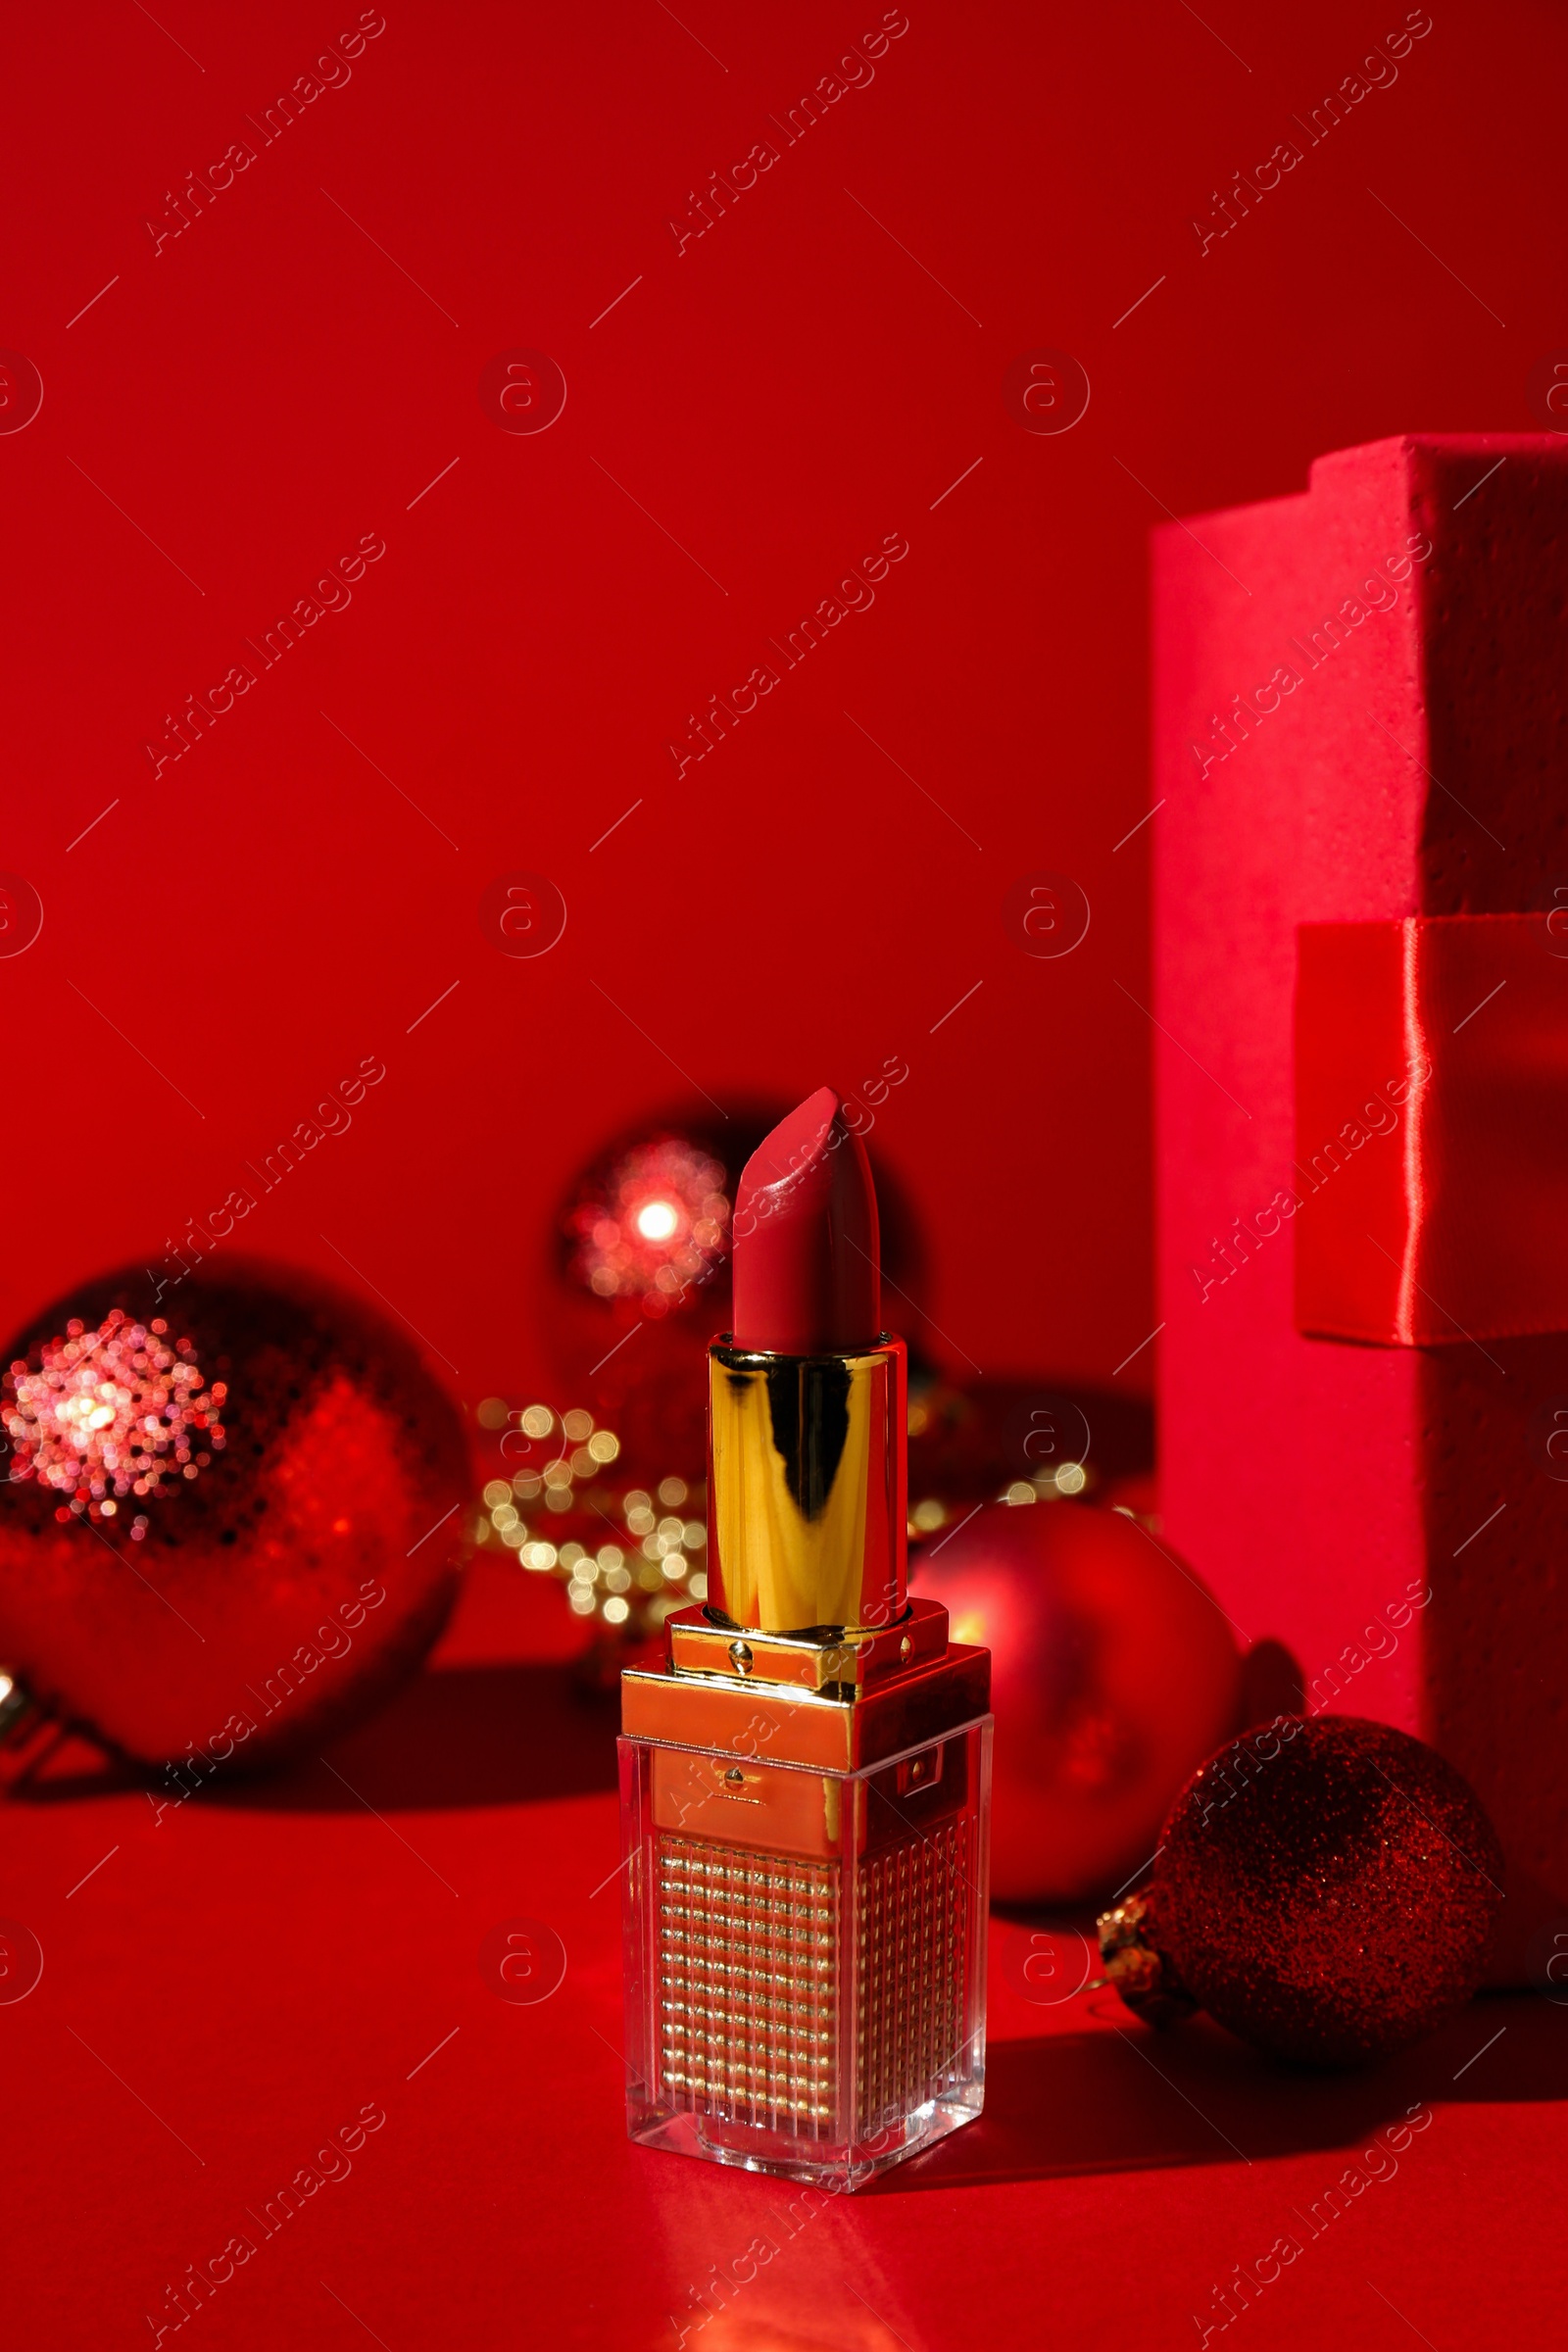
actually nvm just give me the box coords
[1153,434,1568,1984]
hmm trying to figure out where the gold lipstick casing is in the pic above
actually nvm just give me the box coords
[618,1336,993,2188]
[708,1337,906,1633]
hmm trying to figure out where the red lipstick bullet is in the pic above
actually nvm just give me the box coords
[730,1086,880,1354]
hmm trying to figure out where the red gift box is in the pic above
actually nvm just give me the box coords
[1154,434,1568,1984]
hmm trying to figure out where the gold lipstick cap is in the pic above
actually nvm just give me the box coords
[705,1334,906,1637]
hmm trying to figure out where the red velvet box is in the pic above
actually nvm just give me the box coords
[1153,434,1568,1984]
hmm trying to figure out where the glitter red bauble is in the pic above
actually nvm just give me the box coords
[1147,1715,1505,2066]
[551,1125,737,1479]
[913,1500,1240,1903]
[0,1262,471,1769]
[561,1131,732,1315]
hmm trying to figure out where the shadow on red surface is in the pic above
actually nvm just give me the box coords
[241,1660,622,1809]
[13,1660,622,1811]
[877,1996,1567,2190]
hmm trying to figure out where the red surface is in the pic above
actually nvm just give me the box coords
[731,1088,880,1353]
[1153,436,1568,1983]
[6,1561,1565,2350]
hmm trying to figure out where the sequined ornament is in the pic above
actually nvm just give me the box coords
[913,1499,1239,1902]
[1098,1715,1505,2066]
[5,1309,223,1516]
[0,1262,470,1771]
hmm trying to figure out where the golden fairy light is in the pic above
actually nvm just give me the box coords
[474,1399,708,1636]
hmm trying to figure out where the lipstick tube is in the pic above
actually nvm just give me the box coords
[618,1331,993,2188]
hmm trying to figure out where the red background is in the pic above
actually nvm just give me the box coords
[6,2,1568,2345]
[11,0,1562,1403]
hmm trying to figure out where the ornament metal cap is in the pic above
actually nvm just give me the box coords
[0,1666,68,1789]
[0,1666,32,1742]
[1095,1886,1199,2028]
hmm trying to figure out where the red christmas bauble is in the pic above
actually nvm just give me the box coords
[0,1261,471,1769]
[560,1130,732,1314]
[913,1499,1240,1902]
[551,1125,737,1477]
[1125,1715,1504,2066]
